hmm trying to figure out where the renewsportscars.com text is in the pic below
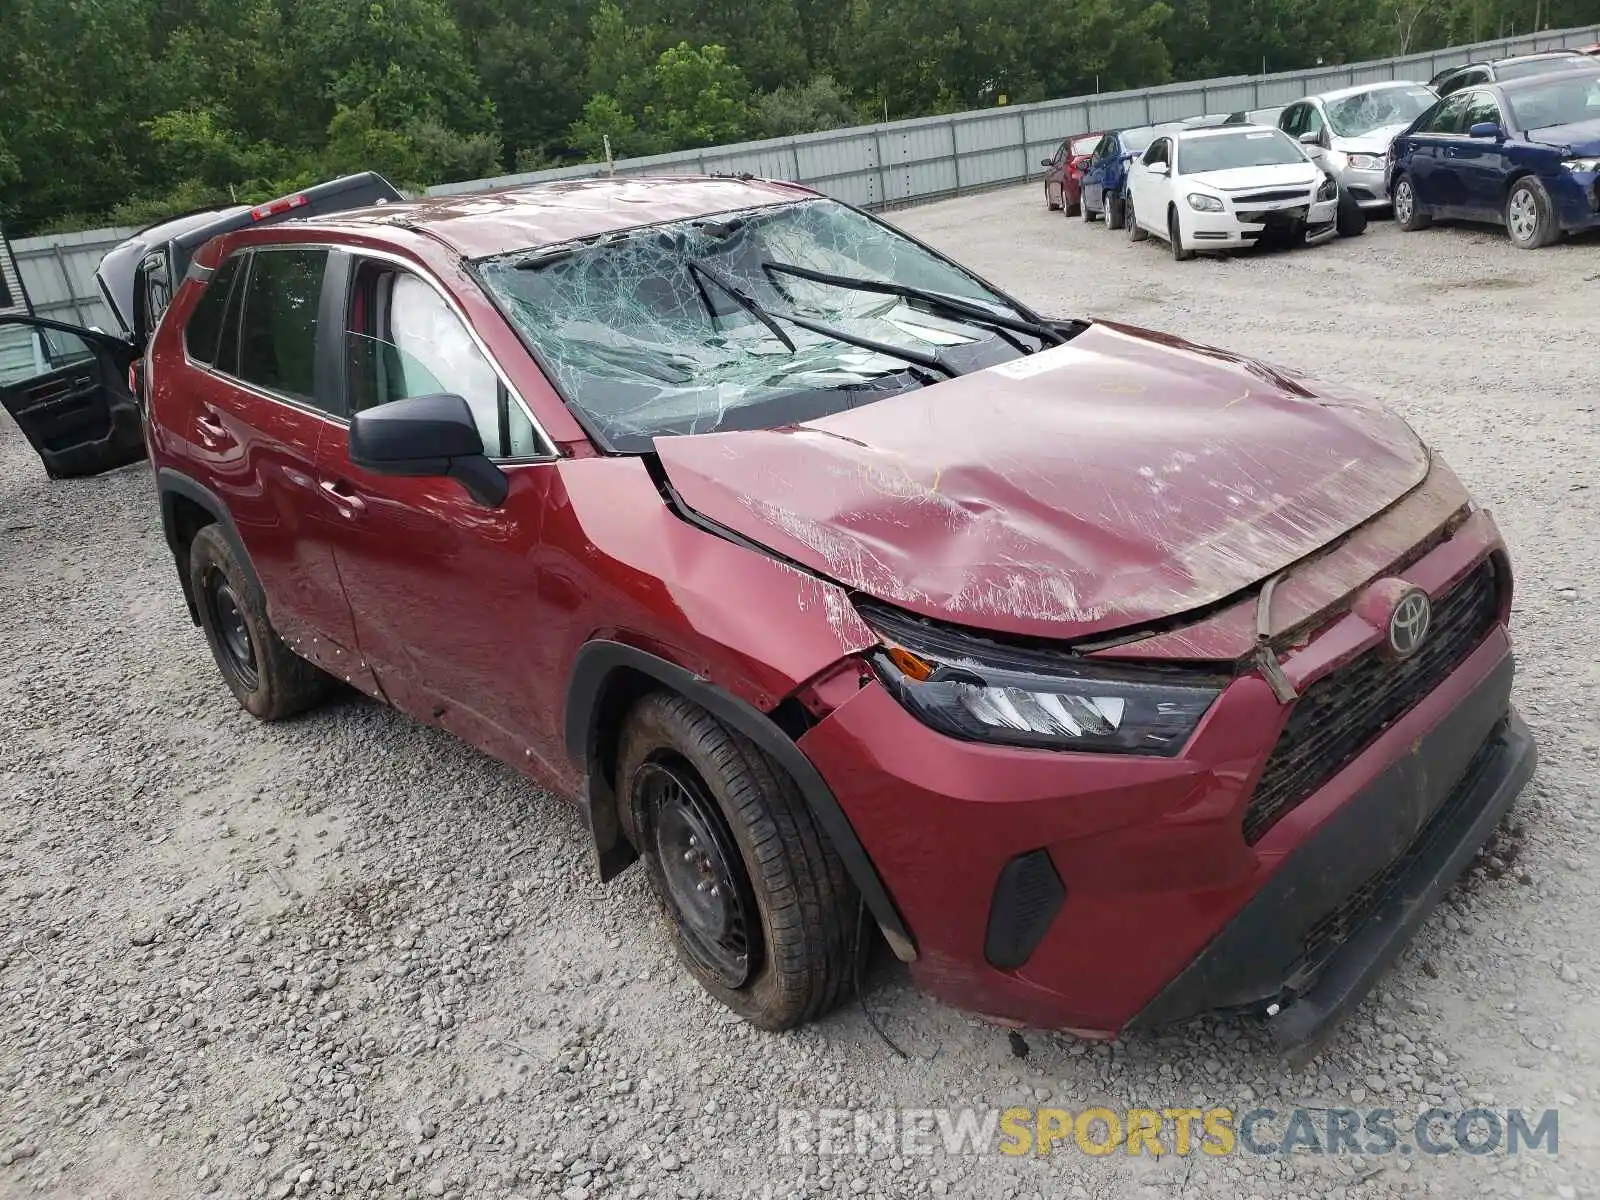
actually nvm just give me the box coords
[776,1105,1560,1158]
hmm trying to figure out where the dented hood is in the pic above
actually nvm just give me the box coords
[653,322,1430,641]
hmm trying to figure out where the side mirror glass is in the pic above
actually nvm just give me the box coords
[349,392,509,507]
[1467,121,1502,139]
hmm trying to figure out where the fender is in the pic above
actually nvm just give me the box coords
[565,640,917,963]
[156,467,264,624]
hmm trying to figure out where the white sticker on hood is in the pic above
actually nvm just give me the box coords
[987,345,1077,380]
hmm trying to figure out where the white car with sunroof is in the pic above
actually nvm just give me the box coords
[1124,124,1340,259]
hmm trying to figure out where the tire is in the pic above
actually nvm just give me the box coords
[1335,186,1367,237]
[1393,173,1430,231]
[1082,194,1097,222]
[1127,194,1147,242]
[1046,183,1061,212]
[1064,188,1080,218]
[617,692,858,1030]
[187,524,329,720]
[1169,208,1194,261]
[1505,176,1558,249]
[1107,193,1126,231]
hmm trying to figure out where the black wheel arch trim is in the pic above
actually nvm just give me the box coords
[564,639,917,962]
[156,467,264,625]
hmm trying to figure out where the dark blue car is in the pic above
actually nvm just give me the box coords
[1079,126,1162,229]
[1389,67,1600,248]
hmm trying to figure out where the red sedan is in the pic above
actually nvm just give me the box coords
[1043,133,1103,215]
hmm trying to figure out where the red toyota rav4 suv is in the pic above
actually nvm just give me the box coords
[0,174,1534,1048]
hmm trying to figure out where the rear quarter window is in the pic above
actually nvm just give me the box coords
[183,256,242,364]
[235,248,329,401]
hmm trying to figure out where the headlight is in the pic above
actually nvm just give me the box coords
[1315,174,1338,201]
[866,634,1222,756]
[1346,153,1385,171]
[1186,193,1224,212]
[1563,157,1600,172]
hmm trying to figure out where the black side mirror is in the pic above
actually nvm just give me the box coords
[1041,158,1054,167]
[349,393,509,507]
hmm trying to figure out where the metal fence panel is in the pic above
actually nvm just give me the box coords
[14,24,1598,323]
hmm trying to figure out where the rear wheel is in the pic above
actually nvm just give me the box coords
[1107,193,1126,231]
[1169,208,1194,261]
[1127,194,1147,242]
[188,525,329,720]
[1064,187,1080,217]
[618,692,858,1030]
[1393,173,1430,231]
[1082,194,1097,221]
[1046,183,1061,211]
[1505,176,1558,249]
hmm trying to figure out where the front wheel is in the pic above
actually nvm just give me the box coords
[1046,183,1061,212]
[1107,193,1126,231]
[1127,195,1147,242]
[1336,186,1368,237]
[1169,208,1195,261]
[1505,176,1559,249]
[618,693,859,1030]
[1393,174,1430,231]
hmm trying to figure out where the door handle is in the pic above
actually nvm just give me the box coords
[194,409,236,451]
[319,479,366,517]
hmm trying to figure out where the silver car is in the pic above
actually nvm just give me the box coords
[1277,81,1439,210]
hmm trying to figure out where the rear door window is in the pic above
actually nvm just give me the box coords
[184,255,243,365]
[235,248,329,404]
[1419,93,1471,133]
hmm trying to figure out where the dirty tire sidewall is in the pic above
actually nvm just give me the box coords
[619,692,859,1031]
[187,524,329,721]
[1127,195,1147,242]
[1169,209,1194,260]
[1336,186,1367,237]
[1107,194,1126,230]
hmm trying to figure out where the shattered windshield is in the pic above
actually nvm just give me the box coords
[475,198,1035,451]
[1324,86,1437,136]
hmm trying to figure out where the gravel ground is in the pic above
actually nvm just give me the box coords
[2,185,1598,1200]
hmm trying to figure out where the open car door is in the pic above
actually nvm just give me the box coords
[0,316,143,479]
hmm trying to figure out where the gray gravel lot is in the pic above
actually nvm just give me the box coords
[2,185,1598,1200]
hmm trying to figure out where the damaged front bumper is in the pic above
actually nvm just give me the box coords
[795,514,1533,1049]
[1129,652,1533,1052]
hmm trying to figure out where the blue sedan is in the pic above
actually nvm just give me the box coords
[1079,126,1162,229]
[1388,67,1600,248]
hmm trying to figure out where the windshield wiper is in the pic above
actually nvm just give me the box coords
[686,257,959,380]
[760,260,1067,349]
[686,259,796,351]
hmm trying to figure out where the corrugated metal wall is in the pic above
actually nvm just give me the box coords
[14,23,1599,328]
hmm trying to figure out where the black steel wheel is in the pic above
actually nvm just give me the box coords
[636,756,758,988]
[204,569,259,691]
[186,524,330,720]
[617,691,859,1030]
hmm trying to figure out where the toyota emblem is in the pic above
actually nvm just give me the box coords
[1387,588,1431,658]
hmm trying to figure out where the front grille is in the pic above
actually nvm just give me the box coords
[1242,560,1501,845]
[1237,207,1307,226]
[1281,730,1502,992]
[1232,188,1308,203]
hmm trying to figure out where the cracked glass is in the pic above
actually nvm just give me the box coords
[476,198,1032,452]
